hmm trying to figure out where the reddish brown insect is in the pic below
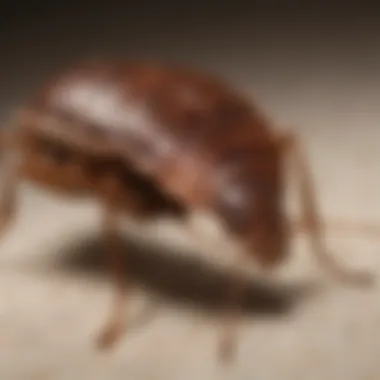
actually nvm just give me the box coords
[0,60,374,362]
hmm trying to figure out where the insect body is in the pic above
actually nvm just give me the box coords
[0,60,371,362]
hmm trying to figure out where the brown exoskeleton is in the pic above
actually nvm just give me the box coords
[0,60,375,362]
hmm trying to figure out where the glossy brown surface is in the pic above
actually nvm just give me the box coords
[0,59,371,363]
[17,60,286,266]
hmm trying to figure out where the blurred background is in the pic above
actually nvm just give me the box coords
[0,2,379,380]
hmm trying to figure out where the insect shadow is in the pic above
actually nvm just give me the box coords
[53,232,318,318]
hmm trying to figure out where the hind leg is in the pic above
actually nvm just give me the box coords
[278,130,372,285]
[292,219,380,239]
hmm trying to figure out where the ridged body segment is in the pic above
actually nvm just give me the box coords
[19,60,287,266]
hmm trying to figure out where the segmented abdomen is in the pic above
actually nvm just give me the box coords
[30,61,275,205]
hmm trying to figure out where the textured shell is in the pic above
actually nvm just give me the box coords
[23,61,276,206]
[16,60,287,266]
[15,61,286,262]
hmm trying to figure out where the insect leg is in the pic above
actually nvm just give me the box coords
[292,218,380,239]
[218,270,247,364]
[186,213,247,363]
[0,130,20,238]
[96,199,128,349]
[278,131,372,285]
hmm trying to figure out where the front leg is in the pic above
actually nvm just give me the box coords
[96,200,128,349]
[0,130,21,238]
[277,130,372,285]
[95,175,163,350]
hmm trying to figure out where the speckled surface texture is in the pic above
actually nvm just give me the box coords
[1,5,380,380]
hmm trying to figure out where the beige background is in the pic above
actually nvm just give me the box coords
[0,4,380,380]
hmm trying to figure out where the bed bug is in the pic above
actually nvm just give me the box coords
[0,60,374,362]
